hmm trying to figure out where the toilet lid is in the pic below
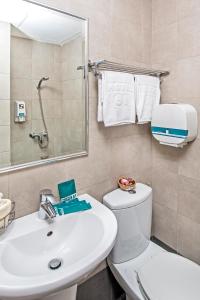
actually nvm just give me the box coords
[137,252,200,300]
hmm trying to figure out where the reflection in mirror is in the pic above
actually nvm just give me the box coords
[0,0,88,171]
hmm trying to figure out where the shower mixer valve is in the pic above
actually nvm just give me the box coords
[29,132,49,145]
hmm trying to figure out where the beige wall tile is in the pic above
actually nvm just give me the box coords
[142,29,151,65]
[62,79,82,100]
[110,18,143,64]
[152,201,177,249]
[178,215,200,264]
[9,168,43,217]
[177,56,200,99]
[152,167,178,211]
[11,139,34,165]
[111,0,142,25]
[152,23,177,67]
[11,36,32,60]
[152,0,177,31]
[11,121,32,143]
[32,58,54,81]
[11,56,32,79]
[142,0,152,31]
[79,180,114,203]
[178,176,200,224]
[32,41,55,80]
[110,134,152,184]
[178,139,200,180]
[61,58,82,81]
[89,12,111,60]
[152,139,180,173]
[11,78,32,100]
[177,0,200,19]
[178,15,200,59]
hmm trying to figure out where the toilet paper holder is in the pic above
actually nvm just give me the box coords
[0,201,15,233]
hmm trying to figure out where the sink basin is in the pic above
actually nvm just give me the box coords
[0,194,117,299]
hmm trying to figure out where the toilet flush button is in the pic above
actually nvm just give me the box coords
[128,190,136,194]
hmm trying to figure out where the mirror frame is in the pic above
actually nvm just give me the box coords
[0,0,89,174]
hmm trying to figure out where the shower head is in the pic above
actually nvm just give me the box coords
[37,77,49,89]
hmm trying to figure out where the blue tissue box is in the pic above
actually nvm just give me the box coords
[58,179,77,201]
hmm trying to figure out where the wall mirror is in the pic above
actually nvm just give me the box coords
[0,0,88,172]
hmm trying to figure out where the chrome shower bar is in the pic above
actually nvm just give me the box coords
[87,59,170,78]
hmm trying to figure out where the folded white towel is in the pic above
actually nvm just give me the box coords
[97,77,103,122]
[135,75,160,124]
[0,198,11,230]
[98,71,136,126]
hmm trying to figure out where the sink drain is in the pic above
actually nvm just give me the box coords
[48,258,62,270]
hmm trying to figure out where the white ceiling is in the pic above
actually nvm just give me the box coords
[0,0,84,45]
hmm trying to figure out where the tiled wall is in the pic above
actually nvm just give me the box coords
[1,0,200,284]
[10,29,63,163]
[151,0,200,263]
[10,29,86,163]
[0,0,152,221]
[0,22,10,167]
[2,0,200,269]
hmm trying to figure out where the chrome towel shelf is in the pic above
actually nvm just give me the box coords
[87,59,170,78]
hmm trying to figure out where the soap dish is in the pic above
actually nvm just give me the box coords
[0,201,15,234]
[118,176,136,191]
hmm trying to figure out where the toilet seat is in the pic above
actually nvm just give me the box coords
[137,252,200,300]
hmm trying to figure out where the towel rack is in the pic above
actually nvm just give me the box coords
[89,60,170,78]
[78,60,170,78]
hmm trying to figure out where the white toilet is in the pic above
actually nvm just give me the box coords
[103,183,200,300]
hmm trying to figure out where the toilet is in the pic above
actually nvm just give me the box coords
[103,183,200,300]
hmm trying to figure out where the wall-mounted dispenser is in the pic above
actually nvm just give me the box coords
[151,104,198,147]
[15,101,26,123]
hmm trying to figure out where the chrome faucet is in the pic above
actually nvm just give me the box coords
[38,189,57,221]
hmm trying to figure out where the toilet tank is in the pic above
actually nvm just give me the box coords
[103,183,152,264]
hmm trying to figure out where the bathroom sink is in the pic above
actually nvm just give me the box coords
[0,194,117,299]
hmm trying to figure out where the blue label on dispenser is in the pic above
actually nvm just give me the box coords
[151,126,188,139]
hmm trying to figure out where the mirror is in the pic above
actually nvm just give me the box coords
[0,0,88,172]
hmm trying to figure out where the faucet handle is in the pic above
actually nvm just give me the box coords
[40,189,53,201]
[39,189,57,204]
[41,201,56,219]
[40,188,53,196]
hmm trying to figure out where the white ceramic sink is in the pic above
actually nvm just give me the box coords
[0,194,117,300]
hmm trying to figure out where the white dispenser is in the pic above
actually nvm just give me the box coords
[15,101,26,123]
[151,104,198,147]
